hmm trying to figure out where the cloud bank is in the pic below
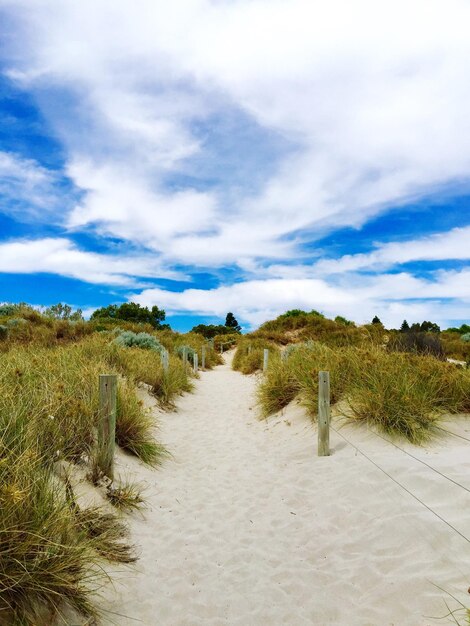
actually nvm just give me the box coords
[0,0,469,326]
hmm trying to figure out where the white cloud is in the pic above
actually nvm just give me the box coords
[314,225,470,274]
[0,238,184,285]
[134,267,470,329]
[4,0,470,268]
[0,151,63,219]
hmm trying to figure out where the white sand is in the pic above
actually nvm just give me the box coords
[98,351,470,626]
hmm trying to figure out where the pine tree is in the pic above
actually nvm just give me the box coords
[225,312,241,333]
[400,320,410,332]
[371,315,382,325]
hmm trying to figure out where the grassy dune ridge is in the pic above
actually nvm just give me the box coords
[257,342,470,443]
[233,311,470,444]
[0,314,219,625]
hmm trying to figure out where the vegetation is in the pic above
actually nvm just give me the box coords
[232,309,470,444]
[191,323,234,338]
[0,302,218,624]
[114,330,164,353]
[257,342,470,443]
[90,302,169,329]
[225,312,241,332]
[232,337,280,374]
[191,311,242,338]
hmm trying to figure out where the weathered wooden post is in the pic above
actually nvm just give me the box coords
[98,374,117,480]
[263,348,269,372]
[161,349,169,373]
[318,371,330,457]
[202,346,206,369]
[194,352,198,373]
[182,347,187,368]
[220,342,224,355]
[248,344,252,355]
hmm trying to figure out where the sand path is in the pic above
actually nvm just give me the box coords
[101,352,470,626]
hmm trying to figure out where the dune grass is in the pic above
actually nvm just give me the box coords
[232,338,280,374]
[257,342,470,444]
[0,329,183,624]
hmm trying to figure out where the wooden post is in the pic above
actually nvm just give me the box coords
[202,346,206,369]
[248,345,252,355]
[281,350,287,362]
[161,349,169,373]
[98,375,117,480]
[318,371,330,457]
[194,352,198,373]
[220,342,224,355]
[263,348,269,372]
[182,347,187,368]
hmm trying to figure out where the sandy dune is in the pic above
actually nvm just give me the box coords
[99,351,470,626]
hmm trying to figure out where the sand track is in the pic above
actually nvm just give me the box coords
[100,351,470,626]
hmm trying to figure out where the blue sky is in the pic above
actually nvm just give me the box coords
[0,0,469,331]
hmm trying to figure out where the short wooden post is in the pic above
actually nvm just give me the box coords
[194,353,198,373]
[98,375,117,480]
[248,345,252,355]
[318,371,330,457]
[220,342,224,355]
[182,347,187,368]
[263,348,269,372]
[202,346,206,369]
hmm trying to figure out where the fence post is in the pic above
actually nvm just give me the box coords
[202,346,206,369]
[98,375,117,480]
[194,352,198,373]
[182,347,187,368]
[263,348,269,372]
[220,342,224,355]
[248,345,252,355]
[318,371,330,457]
[161,349,169,373]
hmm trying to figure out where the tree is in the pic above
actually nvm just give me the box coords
[420,320,440,333]
[90,302,168,329]
[400,320,410,332]
[225,312,241,333]
[191,324,233,339]
[335,315,355,327]
[44,303,71,319]
[371,316,382,325]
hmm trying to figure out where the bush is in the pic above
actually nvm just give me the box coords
[388,331,445,359]
[462,333,470,343]
[0,303,18,316]
[114,330,164,353]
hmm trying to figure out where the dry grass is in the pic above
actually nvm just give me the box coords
[232,338,280,374]
[257,342,470,444]
[0,326,184,624]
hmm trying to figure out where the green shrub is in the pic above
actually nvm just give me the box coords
[114,330,164,353]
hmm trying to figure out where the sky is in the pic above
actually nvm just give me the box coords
[0,0,469,332]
